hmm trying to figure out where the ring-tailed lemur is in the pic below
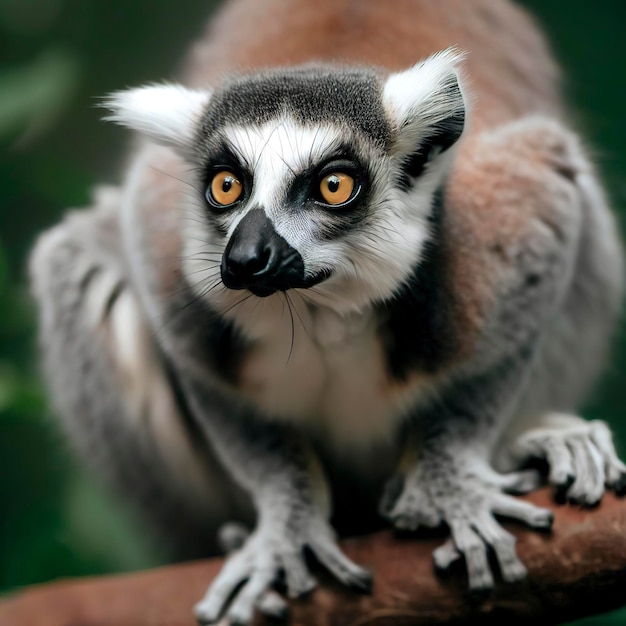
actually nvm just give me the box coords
[30,0,625,623]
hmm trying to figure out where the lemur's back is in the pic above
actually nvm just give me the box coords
[184,0,563,130]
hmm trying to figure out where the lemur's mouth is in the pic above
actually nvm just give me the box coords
[247,268,332,298]
[248,286,278,298]
[301,267,333,289]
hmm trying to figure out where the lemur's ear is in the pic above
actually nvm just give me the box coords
[383,48,466,183]
[103,84,211,158]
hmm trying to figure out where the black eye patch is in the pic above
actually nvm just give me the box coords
[200,142,248,184]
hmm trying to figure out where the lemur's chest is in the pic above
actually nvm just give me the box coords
[234,301,428,446]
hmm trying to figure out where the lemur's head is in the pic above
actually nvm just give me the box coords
[107,49,466,315]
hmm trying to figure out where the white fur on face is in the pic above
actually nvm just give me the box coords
[182,113,456,325]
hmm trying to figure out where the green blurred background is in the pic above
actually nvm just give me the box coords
[0,1,624,623]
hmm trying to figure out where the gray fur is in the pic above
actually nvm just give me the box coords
[29,187,244,559]
[196,65,391,152]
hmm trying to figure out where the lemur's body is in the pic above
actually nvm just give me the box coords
[31,0,625,623]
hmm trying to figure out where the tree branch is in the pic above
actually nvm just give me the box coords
[2,489,626,625]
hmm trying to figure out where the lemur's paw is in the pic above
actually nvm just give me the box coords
[382,459,552,590]
[511,413,626,507]
[195,514,371,625]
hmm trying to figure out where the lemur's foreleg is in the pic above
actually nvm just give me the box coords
[384,116,612,588]
[187,393,371,624]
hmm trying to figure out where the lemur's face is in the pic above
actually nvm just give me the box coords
[107,50,465,314]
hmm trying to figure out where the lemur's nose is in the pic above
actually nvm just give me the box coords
[226,242,271,280]
[221,209,305,296]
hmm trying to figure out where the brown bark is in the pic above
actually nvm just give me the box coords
[2,488,626,626]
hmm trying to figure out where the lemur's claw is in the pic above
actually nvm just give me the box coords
[257,590,289,621]
[554,473,576,504]
[346,568,373,594]
[309,535,372,593]
[611,472,626,496]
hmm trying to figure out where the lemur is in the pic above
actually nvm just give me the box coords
[30,0,625,624]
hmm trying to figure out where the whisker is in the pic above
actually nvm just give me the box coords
[152,278,221,339]
[185,266,221,277]
[222,291,256,316]
[283,292,295,364]
[149,165,202,193]
[228,136,253,170]
[307,126,321,166]
[253,121,284,172]
[276,128,297,176]
[246,291,264,324]
[290,291,313,340]
[183,255,222,262]
[205,278,226,295]
[276,151,296,176]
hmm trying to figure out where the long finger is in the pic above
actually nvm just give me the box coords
[227,566,277,626]
[491,492,554,529]
[194,551,251,624]
[590,421,626,490]
[449,520,493,590]
[473,512,526,583]
[281,550,316,597]
[542,436,576,488]
[567,436,604,506]
[310,536,372,593]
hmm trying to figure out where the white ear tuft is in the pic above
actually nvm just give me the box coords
[102,84,211,156]
[383,48,467,156]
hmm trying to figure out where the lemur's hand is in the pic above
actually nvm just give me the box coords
[381,452,553,589]
[194,506,371,625]
[509,413,626,506]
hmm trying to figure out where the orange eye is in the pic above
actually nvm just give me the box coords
[319,172,355,205]
[210,171,243,206]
